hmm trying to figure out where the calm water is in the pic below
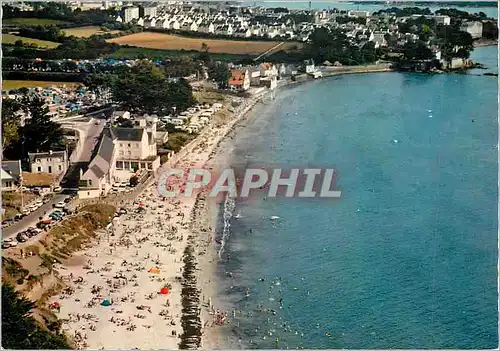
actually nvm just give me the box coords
[245,1,498,18]
[212,45,498,349]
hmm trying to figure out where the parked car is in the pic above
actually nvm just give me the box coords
[55,201,66,209]
[64,197,72,203]
[16,233,28,243]
[53,186,62,192]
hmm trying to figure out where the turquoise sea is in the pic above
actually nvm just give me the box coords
[212,45,499,349]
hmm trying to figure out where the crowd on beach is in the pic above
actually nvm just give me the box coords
[44,89,273,349]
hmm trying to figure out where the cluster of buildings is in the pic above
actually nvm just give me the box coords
[227,60,322,91]
[116,3,487,48]
[1,150,69,191]
[78,113,161,198]
[118,4,320,41]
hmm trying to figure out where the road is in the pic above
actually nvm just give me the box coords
[2,194,68,239]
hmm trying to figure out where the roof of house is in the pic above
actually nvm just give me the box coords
[112,110,129,117]
[1,168,14,181]
[28,151,66,164]
[228,69,247,86]
[1,160,21,179]
[260,62,273,70]
[105,127,145,142]
[82,134,115,181]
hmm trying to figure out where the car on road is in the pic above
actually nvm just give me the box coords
[35,200,43,207]
[55,201,66,209]
[53,186,62,192]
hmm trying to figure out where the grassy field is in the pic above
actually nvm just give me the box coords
[108,32,286,55]
[4,18,70,26]
[2,34,60,49]
[63,26,121,38]
[105,46,253,61]
[2,80,79,91]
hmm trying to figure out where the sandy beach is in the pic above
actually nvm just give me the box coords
[48,88,270,350]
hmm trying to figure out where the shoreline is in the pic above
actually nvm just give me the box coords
[43,66,392,350]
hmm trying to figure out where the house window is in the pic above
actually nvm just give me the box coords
[140,163,145,169]
[116,161,123,169]
[128,143,131,147]
[58,165,62,171]
[147,163,152,170]
[48,166,52,173]
[128,151,131,156]
[119,151,124,156]
[89,180,92,186]
[120,143,123,147]
[131,162,139,171]
[48,158,52,162]
[37,167,42,172]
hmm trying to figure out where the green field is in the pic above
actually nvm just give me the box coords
[106,46,253,62]
[2,80,79,91]
[2,34,60,49]
[4,18,70,26]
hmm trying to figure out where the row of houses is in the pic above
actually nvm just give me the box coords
[227,61,320,91]
[118,5,315,40]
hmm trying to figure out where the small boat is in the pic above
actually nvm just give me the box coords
[270,216,280,220]
[234,213,242,219]
[215,238,223,244]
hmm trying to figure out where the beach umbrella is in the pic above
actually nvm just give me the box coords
[148,267,160,274]
[160,287,169,295]
[101,299,112,306]
[139,202,145,207]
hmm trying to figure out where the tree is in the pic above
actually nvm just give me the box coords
[20,95,65,157]
[207,62,230,89]
[402,40,435,61]
[2,284,70,349]
[2,99,22,158]
[109,61,196,114]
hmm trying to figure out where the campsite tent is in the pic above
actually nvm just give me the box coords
[148,267,160,274]
[160,287,169,295]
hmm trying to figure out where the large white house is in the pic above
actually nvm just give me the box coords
[78,117,160,199]
[28,150,68,176]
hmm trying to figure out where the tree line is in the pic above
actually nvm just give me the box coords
[85,61,197,115]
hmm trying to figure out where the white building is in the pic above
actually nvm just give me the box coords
[28,150,68,176]
[460,21,483,39]
[142,5,157,18]
[348,10,370,18]
[1,169,15,191]
[123,6,140,23]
